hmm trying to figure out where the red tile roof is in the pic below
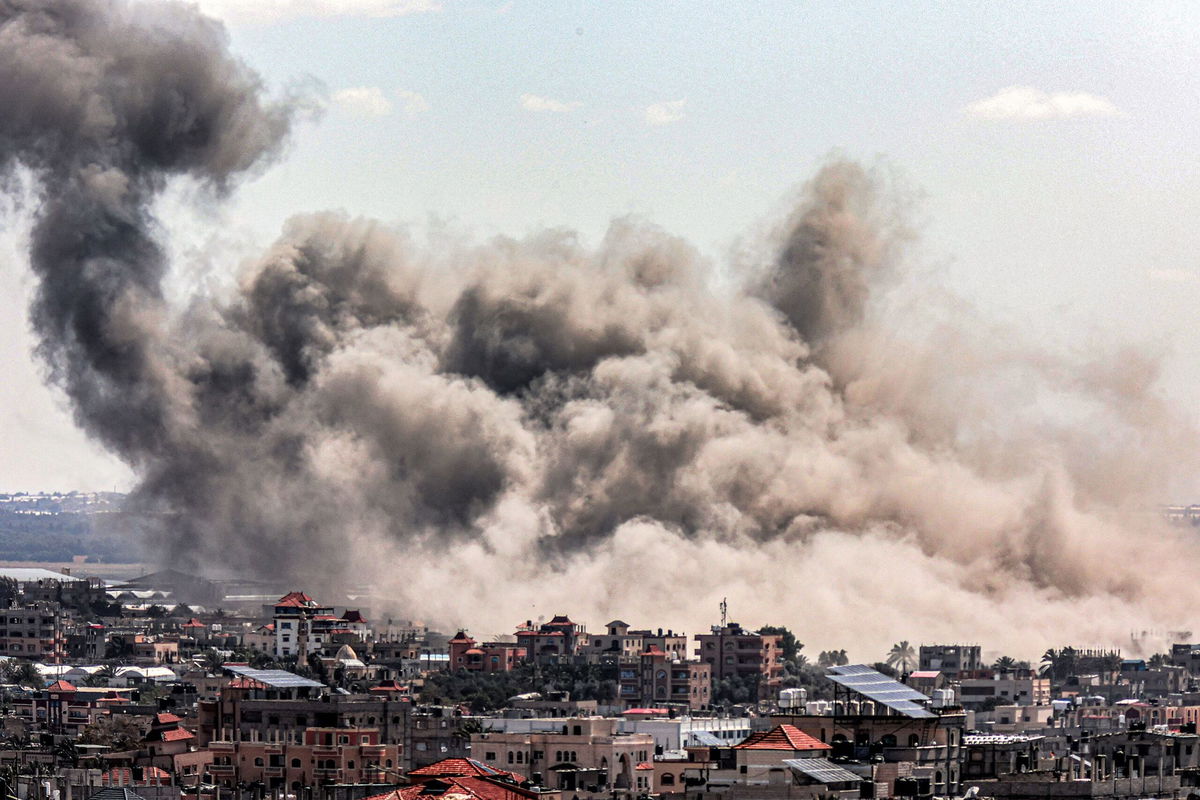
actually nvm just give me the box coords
[181,618,206,628]
[370,681,409,693]
[636,762,653,770]
[367,776,536,800]
[154,712,183,725]
[159,728,195,742]
[275,591,315,607]
[408,758,525,782]
[342,609,368,624]
[733,724,830,751]
[47,680,76,693]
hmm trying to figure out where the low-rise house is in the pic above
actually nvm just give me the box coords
[448,631,525,673]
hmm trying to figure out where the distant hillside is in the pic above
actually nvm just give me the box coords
[0,492,144,563]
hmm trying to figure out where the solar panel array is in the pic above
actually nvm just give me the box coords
[225,665,326,689]
[826,664,936,719]
[687,731,725,747]
[783,759,865,784]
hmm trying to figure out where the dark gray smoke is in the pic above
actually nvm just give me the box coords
[5,0,1200,657]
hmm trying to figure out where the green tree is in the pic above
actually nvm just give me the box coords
[79,714,143,751]
[3,660,42,687]
[886,641,916,673]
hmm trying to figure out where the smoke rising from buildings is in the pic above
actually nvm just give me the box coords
[4,0,1199,658]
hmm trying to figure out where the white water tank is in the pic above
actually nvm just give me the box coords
[779,688,808,709]
[932,689,956,708]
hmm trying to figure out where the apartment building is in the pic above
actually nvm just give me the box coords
[615,646,710,711]
[199,672,468,770]
[958,675,1051,708]
[0,603,66,662]
[694,623,783,700]
[515,615,587,664]
[918,645,982,679]
[206,727,401,791]
[583,621,689,663]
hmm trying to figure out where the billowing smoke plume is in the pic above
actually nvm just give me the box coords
[5,0,1200,659]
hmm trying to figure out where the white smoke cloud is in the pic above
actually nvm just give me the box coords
[965,86,1122,121]
[645,99,687,126]
[396,89,431,115]
[520,94,582,113]
[333,87,394,117]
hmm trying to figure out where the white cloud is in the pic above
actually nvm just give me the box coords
[333,87,394,117]
[396,89,430,115]
[187,0,441,25]
[520,93,582,113]
[964,86,1121,121]
[645,99,686,126]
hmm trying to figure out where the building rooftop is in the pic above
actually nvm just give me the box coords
[735,724,830,752]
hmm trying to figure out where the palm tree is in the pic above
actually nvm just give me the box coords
[1149,653,1169,669]
[1039,649,1058,677]
[886,641,916,673]
[200,648,225,675]
[3,661,42,687]
[992,656,1018,673]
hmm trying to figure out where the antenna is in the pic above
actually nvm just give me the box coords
[720,597,727,628]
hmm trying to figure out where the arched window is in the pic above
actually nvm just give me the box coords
[881,734,897,747]
[661,774,675,786]
[291,758,302,768]
[507,752,514,764]
[254,758,264,767]
[908,734,921,747]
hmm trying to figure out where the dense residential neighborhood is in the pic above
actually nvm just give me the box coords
[0,569,1196,800]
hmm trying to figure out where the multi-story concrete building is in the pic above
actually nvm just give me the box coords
[918,645,982,678]
[958,675,1051,708]
[515,615,587,664]
[199,673,469,771]
[0,603,66,661]
[206,727,401,791]
[695,623,783,700]
[769,711,967,797]
[583,621,689,663]
[614,646,710,711]
[472,717,655,796]
[272,591,335,660]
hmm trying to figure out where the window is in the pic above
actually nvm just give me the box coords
[508,752,514,764]
[254,758,264,767]
[573,725,582,735]
[347,761,355,769]
[291,759,301,768]
[485,752,496,761]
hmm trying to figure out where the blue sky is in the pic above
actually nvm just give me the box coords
[3,0,1200,491]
